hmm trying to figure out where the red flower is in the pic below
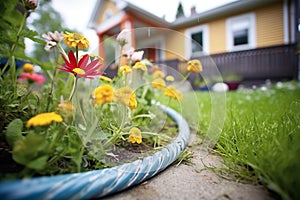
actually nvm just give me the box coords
[58,51,103,79]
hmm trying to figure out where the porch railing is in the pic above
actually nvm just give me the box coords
[158,44,298,84]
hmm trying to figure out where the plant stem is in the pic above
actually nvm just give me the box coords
[57,42,68,60]
[119,46,124,68]
[83,115,99,145]
[46,68,57,111]
[68,76,78,101]
[77,114,99,172]
[141,85,149,100]
[76,46,79,62]
[0,8,28,96]
[175,71,191,88]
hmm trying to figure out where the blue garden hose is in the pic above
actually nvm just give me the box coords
[0,103,190,200]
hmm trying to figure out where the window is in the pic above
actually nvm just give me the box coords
[233,28,248,45]
[226,13,256,51]
[104,9,113,20]
[191,31,203,52]
[185,24,209,59]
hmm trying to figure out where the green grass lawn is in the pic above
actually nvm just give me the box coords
[203,82,300,200]
[166,81,300,200]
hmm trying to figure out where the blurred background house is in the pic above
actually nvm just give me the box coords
[88,0,299,87]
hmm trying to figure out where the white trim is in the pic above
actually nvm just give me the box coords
[96,12,125,33]
[114,0,127,10]
[137,35,165,61]
[290,0,296,43]
[185,24,209,59]
[283,0,289,44]
[226,12,256,52]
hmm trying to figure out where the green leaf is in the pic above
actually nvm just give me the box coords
[17,85,28,97]
[26,155,49,170]
[12,133,49,170]
[5,119,24,147]
[21,29,45,44]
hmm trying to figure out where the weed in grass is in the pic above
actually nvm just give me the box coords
[160,81,300,200]
[174,148,194,166]
[212,82,300,200]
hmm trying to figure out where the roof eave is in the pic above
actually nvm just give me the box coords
[171,0,282,29]
[87,0,104,29]
[124,2,171,27]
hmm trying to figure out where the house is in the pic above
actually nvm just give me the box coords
[88,0,299,84]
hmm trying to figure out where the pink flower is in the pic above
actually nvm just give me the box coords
[19,73,45,84]
[23,0,39,10]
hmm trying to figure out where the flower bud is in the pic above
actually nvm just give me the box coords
[23,0,39,10]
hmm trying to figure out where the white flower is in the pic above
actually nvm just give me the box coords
[44,41,57,51]
[122,46,134,57]
[42,31,63,51]
[131,51,144,62]
[116,29,131,46]
[42,31,63,43]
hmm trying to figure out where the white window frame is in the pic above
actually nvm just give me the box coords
[226,13,256,52]
[185,24,209,59]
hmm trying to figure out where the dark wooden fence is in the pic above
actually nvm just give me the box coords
[158,44,298,85]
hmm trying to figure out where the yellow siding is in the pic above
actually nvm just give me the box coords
[209,19,226,54]
[174,1,284,55]
[97,1,120,24]
[256,2,284,47]
[165,29,186,60]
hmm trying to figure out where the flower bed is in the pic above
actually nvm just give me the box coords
[0,1,203,183]
[0,103,190,199]
[0,3,210,200]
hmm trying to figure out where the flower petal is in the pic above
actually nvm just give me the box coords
[78,54,89,69]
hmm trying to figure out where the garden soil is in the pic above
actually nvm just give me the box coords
[102,133,274,200]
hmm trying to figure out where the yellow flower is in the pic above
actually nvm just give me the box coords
[56,102,74,121]
[166,75,174,82]
[22,63,34,73]
[152,70,164,79]
[114,86,137,110]
[93,84,114,105]
[62,32,89,49]
[26,112,63,128]
[57,101,74,113]
[119,65,132,74]
[152,78,166,90]
[164,86,183,100]
[129,127,142,144]
[132,62,147,71]
[187,59,203,73]
[99,75,112,82]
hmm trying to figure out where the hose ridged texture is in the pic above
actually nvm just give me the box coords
[0,103,190,200]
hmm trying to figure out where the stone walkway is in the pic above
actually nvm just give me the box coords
[102,133,274,200]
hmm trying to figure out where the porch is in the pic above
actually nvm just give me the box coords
[157,43,299,88]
